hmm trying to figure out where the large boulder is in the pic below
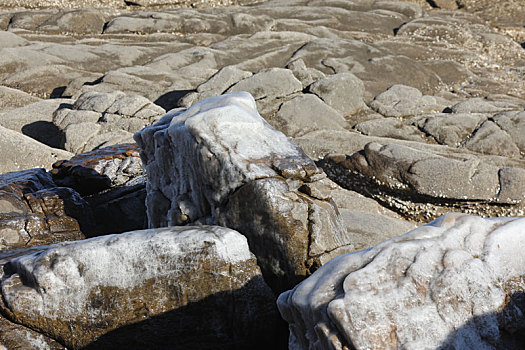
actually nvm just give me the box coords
[0,225,278,349]
[278,213,525,350]
[134,92,350,292]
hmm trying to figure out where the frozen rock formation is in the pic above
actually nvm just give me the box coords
[135,92,350,292]
[278,213,525,350]
[0,225,278,349]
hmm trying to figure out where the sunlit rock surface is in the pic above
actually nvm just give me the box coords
[0,225,278,349]
[278,213,525,350]
[135,92,350,292]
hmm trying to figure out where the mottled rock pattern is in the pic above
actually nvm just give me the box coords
[0,168,88,250]
[0,225,278,349]
[278,213,525,350]
[135,92,350,292]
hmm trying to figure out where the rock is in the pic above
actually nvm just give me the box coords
[354,117,427,142]
[0,31,29,48]
[0,86,40,112]
[135,92,350,292]
[0,124,73,173]
[0,314,66,350]
[226,67,303,100]
[416,112,486,146]
[286,59,325,88]
[0,225,279,349]
[0,98,71,148]
[492,111,525,154]
[308,72,366,116]
[370,84,448,117]
[51,143,147,235]
[451,97,504,114]
[278,213,525,350]
[53,91,165,154]
[0,168,89,249]
[273,94,347,137]
[464,120,521,158]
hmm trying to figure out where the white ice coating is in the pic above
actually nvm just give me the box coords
[278,213,525,350]
[135,92,316,227]
[1,226,253,319]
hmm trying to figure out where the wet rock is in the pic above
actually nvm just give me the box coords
[0,168,88,250]
[135,92,350,293]
[0,225,279,349]
[278,214,525,350]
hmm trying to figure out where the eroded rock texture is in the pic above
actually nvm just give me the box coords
[135,92,350,292]
[0,168,88,249]
[0,225,278,349]
[51,143,147,235]
[278,213,525,350]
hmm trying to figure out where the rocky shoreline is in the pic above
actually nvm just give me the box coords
[0,0,524,349]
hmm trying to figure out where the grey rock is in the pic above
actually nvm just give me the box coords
[274,94,347,137]
[464,120,520,158]
[416,113,486,146]
[286,58,326,88]
[339,209,417,251]
[0,125,73,173]
[451,98,504,114]
[0,86,40,112]
[226,67,303,100]
[0,31,29,48]
[309,72,366,116]
[370,84,448,117]
[354,117,427,142]
[493,111,525,154]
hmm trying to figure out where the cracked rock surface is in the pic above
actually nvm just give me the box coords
[278,213,525,350]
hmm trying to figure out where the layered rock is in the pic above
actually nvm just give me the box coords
[0,168,89,249]
[0,225,278,349]
[135,92,350,292]
[278,213,525,350]
[51,143,146,235]
[53,91,165,154]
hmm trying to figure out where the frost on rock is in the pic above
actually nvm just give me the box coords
[277,213,525,350]
[0,225,277,349]
[134,92,350,293]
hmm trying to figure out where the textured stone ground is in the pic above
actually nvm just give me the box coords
[0,0,524,348]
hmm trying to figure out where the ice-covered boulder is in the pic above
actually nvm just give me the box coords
[0,225,278,349]
[134,92,350,292]
[278,213,525,350]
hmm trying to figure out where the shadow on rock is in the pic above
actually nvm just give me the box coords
[439,291,525,349]
[22,121,65,149]
[82,276,288,350]
[154,90,193,111]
